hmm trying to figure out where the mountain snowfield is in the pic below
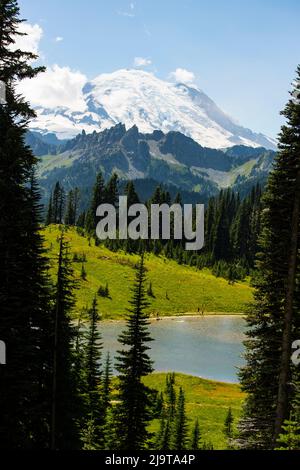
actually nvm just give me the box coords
[29,69,276,150]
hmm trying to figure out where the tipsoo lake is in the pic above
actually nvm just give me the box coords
[99,315,245,383]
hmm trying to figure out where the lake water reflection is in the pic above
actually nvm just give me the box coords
[98,315,246,383]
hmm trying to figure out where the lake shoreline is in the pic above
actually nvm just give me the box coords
[101,312,246,323]
[98,314,245,383]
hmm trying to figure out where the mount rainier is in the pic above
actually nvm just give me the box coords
[29,69,276,150]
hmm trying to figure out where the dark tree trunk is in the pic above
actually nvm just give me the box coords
[274,166,300,441]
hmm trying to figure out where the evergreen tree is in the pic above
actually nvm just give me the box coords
[155,374,177,450]
[86,172,105,233]
[238,68,300,449]
[85,297,102,404]
[101,352,113,448]
[174,192,182,205]
[105,172,119,206]
[151,185,164,205]
[124,180,141,252]
[156,418,172,450]
[212,189,235,260]
[84,296,103,448]
[65,189,79,226]
[81,262,87,280]
[125,180,140,206]
[190,419,201,450]
[150,185,165,241]
[73,187,80,224]
[65,189,74,226]
[224,407,234,447]
[224,407,234,438]
[114,253,154,450]
[0,1,53,449]
[275,416,300,450]
[102,352,112,414]
[77,211,86,228]
[98,283,110,298]
[205,197,216,253]
[153,391,164,418]
[73,307,87,407]
[248,184,262,262]
[147,281,155,298]
[46,191,53,225]
[52,181,65,224]
[58,184,65,223]
[172,387,188,450]
[81,419,98,451]
[231,199,251,260]
[51,234,82,449]
[165,373,177,421]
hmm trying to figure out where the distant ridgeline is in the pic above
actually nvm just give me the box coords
[29,124,276,208]
[32,125,272,281]
[45,169,263,282]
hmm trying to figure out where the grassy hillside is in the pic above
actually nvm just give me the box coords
[145,373,244,450]
[43,225,253,319]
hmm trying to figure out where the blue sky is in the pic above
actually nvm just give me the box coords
[18,0,300,138]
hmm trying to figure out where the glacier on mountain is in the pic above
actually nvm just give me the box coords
[29,69,276,150]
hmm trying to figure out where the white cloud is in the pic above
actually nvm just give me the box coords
[18,65,87,112]
[11,22,86,112]
[117,10,135,17]
[117,2,136,17]
[134,56,152,67]
[12,23,43,55]
[170,68,196,84]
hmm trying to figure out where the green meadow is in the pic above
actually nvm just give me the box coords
[43,225,253,319]
[146,373,244,450]
[44,227,247,448]
[109,373,244,449]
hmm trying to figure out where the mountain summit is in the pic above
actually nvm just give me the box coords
[30,69,276,150]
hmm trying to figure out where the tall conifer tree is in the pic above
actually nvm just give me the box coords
[51,234,82,449]
[171,387,188,450]
[238,68,300,449]
[190,419,201,450]
[83,296,104,448]
[114,253,154,450]
[86,171,105,233]
[0,0,53,448]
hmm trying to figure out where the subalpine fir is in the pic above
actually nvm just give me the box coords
[238,67,300,449]
[113,253,154,450]
[0,0,53,449]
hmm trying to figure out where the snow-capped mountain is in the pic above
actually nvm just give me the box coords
[29,69,276,150]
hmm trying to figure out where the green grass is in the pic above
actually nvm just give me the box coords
[146,373,244,450]
[44,227,246,448]
[37,151,80,177]
[43,225,253,319]
[110,373,244,449]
